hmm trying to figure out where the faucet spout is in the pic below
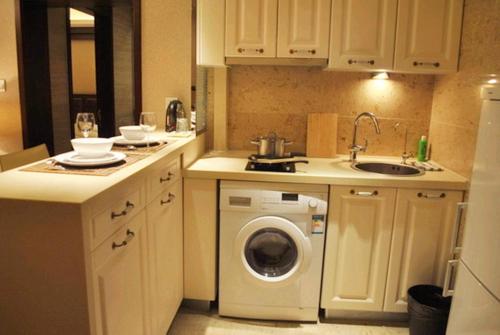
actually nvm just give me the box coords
[355,112,381,134]
[349,112,381,162]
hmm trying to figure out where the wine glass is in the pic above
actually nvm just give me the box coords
[139,112,157,149]
[76,113,96,138]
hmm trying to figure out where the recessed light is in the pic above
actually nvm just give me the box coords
[372,72,389,80]
[487,78,498,84]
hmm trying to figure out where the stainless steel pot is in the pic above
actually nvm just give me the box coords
[251,132,292,157]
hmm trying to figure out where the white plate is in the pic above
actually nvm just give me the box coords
[111,136,160,146]
[54,151,127,167]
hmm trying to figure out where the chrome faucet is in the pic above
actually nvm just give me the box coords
[349,112,381,162]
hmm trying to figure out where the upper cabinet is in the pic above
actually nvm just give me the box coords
[277,0,332,58]
[225,0,331,61]
[197,0,226,66]
[328,0,398,70]
[394,0,464,73]
[225,0,279,57]
[201,0,464,73]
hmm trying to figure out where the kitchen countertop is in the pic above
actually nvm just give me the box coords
[184,151,469,190]
[0,133,198,204]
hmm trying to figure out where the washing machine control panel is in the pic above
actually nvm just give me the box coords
[259,191,327,214]
[219,181,329,215]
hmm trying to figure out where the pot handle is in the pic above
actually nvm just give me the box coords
[250,140,261,145]
[284,141,293,146]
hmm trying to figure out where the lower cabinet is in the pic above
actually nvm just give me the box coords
[321,186,396,311]
[321,185,463,315]
[91,160,184,335]
[92,210,151,335]
[384,189,463,312]
[147,180,184,335]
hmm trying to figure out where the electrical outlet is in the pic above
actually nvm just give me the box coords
[0,79,6,93]
[165,97,178,109]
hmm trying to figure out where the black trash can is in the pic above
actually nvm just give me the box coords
[407,285,452,335]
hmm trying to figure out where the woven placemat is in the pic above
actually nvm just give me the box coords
[21,153,148,176]
[112,142,169,154]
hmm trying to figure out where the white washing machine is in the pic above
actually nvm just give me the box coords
[219,181,328,321]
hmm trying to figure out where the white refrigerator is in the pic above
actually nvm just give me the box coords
[446,86,500,334]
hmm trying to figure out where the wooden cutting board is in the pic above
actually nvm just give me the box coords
[306,113,338,158]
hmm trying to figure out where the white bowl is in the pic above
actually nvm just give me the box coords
[71,138,114,158]
[119,126,146,140]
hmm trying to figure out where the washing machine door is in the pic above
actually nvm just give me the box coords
[234,216,312,287]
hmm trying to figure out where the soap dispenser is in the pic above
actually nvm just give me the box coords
[417,135,428,162]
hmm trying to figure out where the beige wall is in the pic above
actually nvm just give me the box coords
[0,0,23,154]
[142,0,192,130]
[428,0,500,178]
[228,67,435,156]
[71,40,97,94]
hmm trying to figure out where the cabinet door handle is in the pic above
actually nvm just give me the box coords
[348,59,375,65]
[110,201,135,219]
[417,192,446,199]
[237,47,264,54]
[160,192,176,205]
[160,172,174,183]
[450,202,467,256]
[413,61,440,68]
[289,48,316,55]
[443,259,459,297]
[112,229,135,250]
[350,189,378,196]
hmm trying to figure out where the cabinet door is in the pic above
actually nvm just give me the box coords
[384,189,463,312]
[321,186,396,311]
[394,0,464,73]
[92,211,150,335]
[277,0,331,58]
[147,181,183,335]
[328,0,397,70]
[225,0,278,57]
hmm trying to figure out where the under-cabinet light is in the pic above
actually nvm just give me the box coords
[371,72,389,80]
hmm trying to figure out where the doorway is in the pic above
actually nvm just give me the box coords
[16,0,141,155]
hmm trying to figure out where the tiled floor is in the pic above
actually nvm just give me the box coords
[168,308,409,335]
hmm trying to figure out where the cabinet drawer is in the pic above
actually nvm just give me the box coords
[148,180,182,220]
[91,185,146,250]
[92,209,146,268]
[147,156,181,201]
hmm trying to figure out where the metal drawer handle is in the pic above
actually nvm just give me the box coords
[112,229,135,250]
[110,201,135,219]
[417,192,446,199]
[443,259,458,297]
[160,192,176,205]
[348,59,375,65]
[350,190,378,196]
[237,47,264,54]
[413,61,440,68]
[159,172,174,183]
[289,48,316,55]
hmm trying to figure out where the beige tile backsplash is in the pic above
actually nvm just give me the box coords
[228,66,435,156]
[428,0,500,179]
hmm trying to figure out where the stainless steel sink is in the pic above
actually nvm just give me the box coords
[352,162,424,176]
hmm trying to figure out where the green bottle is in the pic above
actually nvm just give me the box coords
[417,135,428,162]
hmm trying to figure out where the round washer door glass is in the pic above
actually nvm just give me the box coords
[244,228,298,278]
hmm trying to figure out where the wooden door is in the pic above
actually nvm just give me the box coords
[384,189,463,312]
[277,0,331,58]
[328,0,398,70]
[92,211,150,335]
[321,186,396,311]
[147,181,183,335]
[394,0,464,73]
[225,0,278,57]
